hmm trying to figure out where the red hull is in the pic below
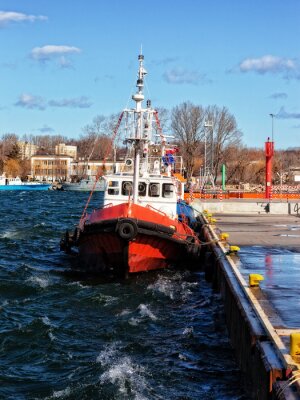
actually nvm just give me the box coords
[63,202,200,275]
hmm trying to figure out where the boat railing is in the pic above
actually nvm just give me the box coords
[145,204,169,217]
[147,155,184,175]
[93,202,114,212]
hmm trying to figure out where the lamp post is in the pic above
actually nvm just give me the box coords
[269,113,275,143]
[265,114,275,200]
[204,120,213,175]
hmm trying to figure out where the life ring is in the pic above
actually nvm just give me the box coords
[117,220,138,240]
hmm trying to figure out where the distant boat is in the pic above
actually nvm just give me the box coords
[61,176,106,191]
[0,175,51,191]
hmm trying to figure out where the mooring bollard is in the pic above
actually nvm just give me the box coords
[249,274,264,287]
[290,332,300,362]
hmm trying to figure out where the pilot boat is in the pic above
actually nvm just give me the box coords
[60,53,201,276]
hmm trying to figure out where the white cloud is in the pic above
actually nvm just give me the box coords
[163,68,204,85]
[15,93,46,110]
[151,57,179,66]
[15,93,92,110]
[30,45,81,67]
[276,107,300,119]
[38,124,54,133]
[0,11,47,26]
[237,55,300,79]
[1,61,17,70]
[49,96,92,108]
[269,92,288,99]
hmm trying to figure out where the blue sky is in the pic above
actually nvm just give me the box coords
[0,0,299,149]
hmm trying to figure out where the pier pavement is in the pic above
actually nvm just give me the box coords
[197,210,300,399]
[212,213,300,250]
[192,198,300,215]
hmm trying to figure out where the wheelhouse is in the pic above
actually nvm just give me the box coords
[103,174,179,218]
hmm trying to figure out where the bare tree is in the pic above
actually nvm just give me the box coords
[205,106,242,181]
[31,134,68,153]
[171,102,205,179]
[153,107,170,139]
[77,115,106,161]
[1,133,19,158]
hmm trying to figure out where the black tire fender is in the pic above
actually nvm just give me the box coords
[117,220,138,240]
[186,243,201,259]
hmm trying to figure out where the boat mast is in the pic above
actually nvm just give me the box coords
[131,53,147,203]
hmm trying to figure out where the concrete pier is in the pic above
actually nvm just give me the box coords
[210,213,300,249]
[193,199,300,215]
[195,204,300,399]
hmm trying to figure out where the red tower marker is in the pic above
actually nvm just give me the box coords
[265,138,274,200]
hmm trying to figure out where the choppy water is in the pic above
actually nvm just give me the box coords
[0,191,247,400]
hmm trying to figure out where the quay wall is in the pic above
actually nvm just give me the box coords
[197,215,300,399]
[193,200,300,215]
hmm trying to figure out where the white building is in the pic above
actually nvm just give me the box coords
[18,141,38,160]
[55,143,77,159]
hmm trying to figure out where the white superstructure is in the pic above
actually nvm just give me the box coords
[100,53,184,218]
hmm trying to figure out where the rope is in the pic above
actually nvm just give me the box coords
[79,112,124,225]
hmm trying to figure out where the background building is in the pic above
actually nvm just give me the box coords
[30,155,74,181]
[55,143,77,159]
[69,159,121,180]
[17,141,38,160]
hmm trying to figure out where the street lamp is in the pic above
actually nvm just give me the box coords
[269,113,275,143]
[204,120,213,175]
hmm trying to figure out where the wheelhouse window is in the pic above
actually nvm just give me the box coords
[163,183,174,198]
[107,180,119,195]
[149,183,160,197]
[122,181,133,196]
[138,182,146,196]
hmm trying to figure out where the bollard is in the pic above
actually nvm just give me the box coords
[290,332,300,362]
[220,232,229,241]
[249,274,264,287]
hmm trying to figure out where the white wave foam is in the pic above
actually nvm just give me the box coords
[33,222,46,228]
[40,316,56,341]
[182,327,194,337]
[0,229,19,239]
[178,353,187,360]
[52,387,71,398]
[97,344,148,399]
[129,317,139,326]
[96,343,118,365]
[42,316,51,326]
[148,273,198,302]
[91,294,118,306]
[117,308,131,316]
[43,386,71,400]
[1,300,8,308]
[67,281,88,289]
[138,304,157,321]
[48,331,56,341]
[147,277,176,299]
[27,276,50,288]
